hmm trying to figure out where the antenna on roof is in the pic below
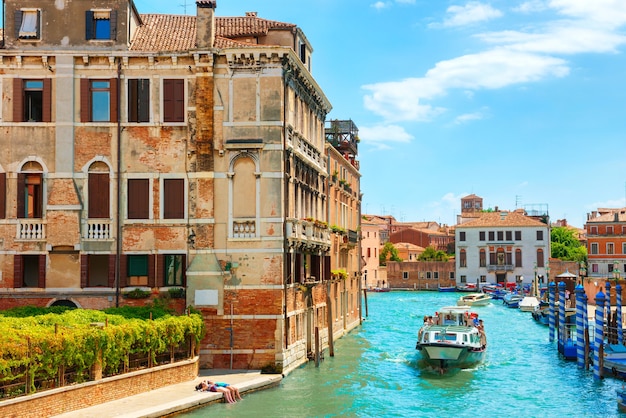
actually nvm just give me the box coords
[180,1,193,15]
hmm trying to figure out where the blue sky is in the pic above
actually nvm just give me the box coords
[10,0,625,227]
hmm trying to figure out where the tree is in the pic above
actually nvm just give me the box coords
[418,246,449,262]
[550,226,587,263]
[379,242,402,266]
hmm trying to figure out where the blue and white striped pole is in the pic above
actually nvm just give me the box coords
[594,290,606,380]
[606,282,613,344]
[617,284,623,346]
[558,281,566,346]
[575,283,586,368]
[549,281,556,342]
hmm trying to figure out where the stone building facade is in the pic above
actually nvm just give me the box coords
[0,0,361,373]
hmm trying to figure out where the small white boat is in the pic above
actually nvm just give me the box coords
[416,305,486,373]
[519,296,540,312]
[457,293,492,306]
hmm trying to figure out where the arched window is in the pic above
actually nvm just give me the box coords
[233,156,256,219]
[18,161,44,219]
[88,161,110,218]
[536,248,545,268]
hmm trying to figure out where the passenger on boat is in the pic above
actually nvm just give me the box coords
[426,316,434,325]
[477,320,486,347]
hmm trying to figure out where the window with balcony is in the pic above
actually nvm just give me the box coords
[88,169,110,218]
[16,9,41,39]
[80,79,118,122]
[86,10,117,40]
[17,172,43,219]
[128,179,149,219]
[590,226,598,235]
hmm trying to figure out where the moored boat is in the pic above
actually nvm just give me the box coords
[519,296,540,312]
[456,283,478,292]
[438,286,457,292]
[503,292,523,308]
[457,293,492,306]
[416,306,486,373]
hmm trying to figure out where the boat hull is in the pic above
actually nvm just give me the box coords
[417,343,486,369]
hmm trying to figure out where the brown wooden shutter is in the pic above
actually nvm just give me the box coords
[286,253,292,284]
[163,79,185,122]
[128,79,138,122]
[88,173,110,218]
[295,253,302,283]
[156,254,165,287]
[0,173,5,219]
[127,179,149,219]
[324,255,331,281]
[13,255,23,288]
[119,255,128,287]
[38,254,46,288]
[13,78,23,122]
[14,10,23,39]
[311,255,320,281]
[16,173,26,218]
[108,254,116,287]
[42,78,52,122]
[81,254,89,288]
[85,11,94,39]
[80,78,90,122]
[110,11,118,41]
[148,254,156,287]
[181,254,187,286]
[110,77,118,123]
[33,173,43,219]
[164,179,184,219]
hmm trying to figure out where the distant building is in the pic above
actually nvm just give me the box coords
[585,208,626,279]
[360,215,389,288]
[455,210,550,287]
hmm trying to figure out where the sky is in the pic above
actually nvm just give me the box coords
[7,0,625,227]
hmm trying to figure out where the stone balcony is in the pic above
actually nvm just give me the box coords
[16,219,46,240]
[286,218,331,252]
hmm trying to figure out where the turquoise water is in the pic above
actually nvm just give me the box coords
[180,291,625,418]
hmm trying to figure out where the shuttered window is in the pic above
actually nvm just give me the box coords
[127,179,149,219]
[163,178,184,219]
[88,173,110,218]
[163,79,185,122]
[0,173,5,219]
[85,10,117,40]
[13,78,51,122]
[80,78,118,123]
[159,254,186,286]
[15,9,41,39]
[128,79,150,122]
[17,173,43,219]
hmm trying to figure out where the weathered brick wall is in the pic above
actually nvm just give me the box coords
[0,357,199,418]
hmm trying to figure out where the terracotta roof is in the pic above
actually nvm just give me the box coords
[217,13,296,38]
[587,208,626,223]
[131,14,196,52]
[457,211,547,228]
[129,13,295,52]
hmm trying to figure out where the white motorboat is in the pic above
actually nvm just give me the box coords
[457,293,492,306]
[416,306,486,373]
[519,296,540,312]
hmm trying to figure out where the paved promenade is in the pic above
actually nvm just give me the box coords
[52,369,283,418]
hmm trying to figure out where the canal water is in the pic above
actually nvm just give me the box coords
[180,291,624,418]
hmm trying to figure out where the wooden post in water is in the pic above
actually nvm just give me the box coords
[314,326,320,367]
[363,289,369,317]
[326,282,335,357]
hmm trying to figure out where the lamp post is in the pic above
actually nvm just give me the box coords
[579,261,587,285]
[534,262,538,297]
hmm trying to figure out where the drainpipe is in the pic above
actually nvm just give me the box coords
[115,59,122,307]
[282,61,291,350]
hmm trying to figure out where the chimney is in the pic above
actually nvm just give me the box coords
[196,1,217,49]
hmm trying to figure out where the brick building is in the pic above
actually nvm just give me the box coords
[0,0,361,374]
[585,208,626,280]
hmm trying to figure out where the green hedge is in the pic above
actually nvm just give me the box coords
[0,307,205,392]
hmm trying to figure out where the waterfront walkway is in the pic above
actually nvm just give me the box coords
[52,369,282,418]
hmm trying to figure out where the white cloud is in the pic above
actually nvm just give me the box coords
[549,0,626,28]
[441,2,503,27]
[513,0,548,13]
[477,25,626,54]
[358,124,414,149]
[454,111,485,124]
[363,49,568,122]
[371,1,388,10]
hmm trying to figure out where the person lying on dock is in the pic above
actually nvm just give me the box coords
[207,380,243,401]
[195,380,237,403]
